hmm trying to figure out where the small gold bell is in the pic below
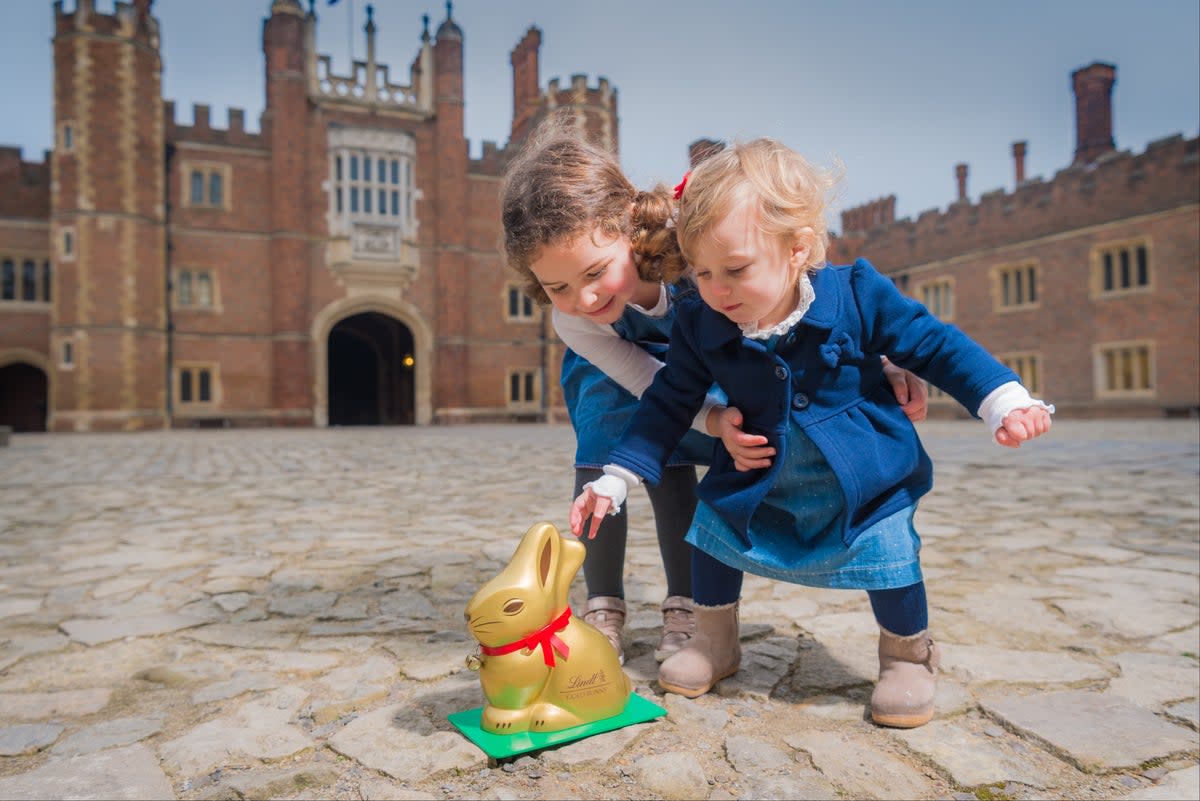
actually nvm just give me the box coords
[465,652,482,671]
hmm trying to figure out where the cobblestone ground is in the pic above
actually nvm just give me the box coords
[0,420,1197,801]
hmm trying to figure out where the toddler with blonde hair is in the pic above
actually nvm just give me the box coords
[573,137,1053,727]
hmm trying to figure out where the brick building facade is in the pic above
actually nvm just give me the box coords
[0,0,612,431]
[829,62,1198,419]
[0,3,1196,433]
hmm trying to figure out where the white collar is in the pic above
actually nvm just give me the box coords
[740,273,815,340]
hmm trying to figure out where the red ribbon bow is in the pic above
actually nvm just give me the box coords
[673,171,691,200]
[478,607,573,667]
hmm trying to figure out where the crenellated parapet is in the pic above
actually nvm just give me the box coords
[854,61,1200,269]
[471,140,510,177]
[852,134,1199,269]
[545,74,617,115]
[841,195,897,236]
[164,101,263,148]
[54,0,159,48]
[0,147,50,219]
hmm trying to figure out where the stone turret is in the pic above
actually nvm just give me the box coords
[262,0,313,417]
[433,0,470,411]
[544,75,619,154]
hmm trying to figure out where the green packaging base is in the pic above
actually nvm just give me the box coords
[447,692,667,760]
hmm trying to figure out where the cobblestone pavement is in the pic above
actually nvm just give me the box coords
[0,420,1197,801]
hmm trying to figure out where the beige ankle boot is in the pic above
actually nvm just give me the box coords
[582,596,626,665]
[870,627,940,728]
[657,601,740,698]
[654,595,695,662]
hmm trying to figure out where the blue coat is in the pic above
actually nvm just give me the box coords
[609,259,1020,546]
[560,282,715,469]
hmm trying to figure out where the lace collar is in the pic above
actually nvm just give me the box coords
[739,273,815,340]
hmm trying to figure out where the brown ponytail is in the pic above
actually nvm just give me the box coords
[629,186,687,284]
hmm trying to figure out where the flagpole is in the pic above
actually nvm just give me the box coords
[348,0,354,66]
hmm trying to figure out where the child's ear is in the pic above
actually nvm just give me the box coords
[789,230,814,267]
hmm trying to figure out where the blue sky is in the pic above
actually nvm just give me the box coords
[2,0,1197,229]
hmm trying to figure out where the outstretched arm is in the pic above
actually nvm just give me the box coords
[560,307,714,536]
[850,262,1055,442]
[853,263,1036,417]
[605,311,717,485]
[553,307,723,432]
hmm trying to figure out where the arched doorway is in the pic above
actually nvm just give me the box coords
[0,362,48,432]
[327,312,415,425]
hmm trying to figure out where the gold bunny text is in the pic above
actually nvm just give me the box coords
[566,670,608,689]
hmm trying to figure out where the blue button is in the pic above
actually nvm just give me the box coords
[774,365,788,380]
[792,393,810,410]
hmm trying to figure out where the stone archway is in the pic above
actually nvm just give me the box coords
[0,349,51,432]
[327,312,414,426]
[311,296,433,427]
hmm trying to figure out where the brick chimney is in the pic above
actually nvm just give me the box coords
[688,137,724,168]
[510,26,542,142]
[1012,141,1027,185]
[955,163,968,202]
[1072,62,1117,165]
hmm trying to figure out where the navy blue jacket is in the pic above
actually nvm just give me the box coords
[608,259,1020,546]
[560,281,715,469]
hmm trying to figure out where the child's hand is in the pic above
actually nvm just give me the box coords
[995,406,1053,448]
[710,405,774,471]
[882,357,928,423]
[569,470,635,539]
[570,486,613,540]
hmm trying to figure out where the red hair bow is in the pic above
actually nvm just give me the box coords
[673,171,691,200]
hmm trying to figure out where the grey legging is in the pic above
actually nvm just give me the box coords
[573,465,697,600]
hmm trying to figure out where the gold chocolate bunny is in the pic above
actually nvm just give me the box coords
[465,521,632,733]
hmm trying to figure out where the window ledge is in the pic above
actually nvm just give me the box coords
[994,303,1041,314]
[0,301,52,311]
[1093,287,1154,300]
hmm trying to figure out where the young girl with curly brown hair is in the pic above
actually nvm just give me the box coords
[501,120,926,669]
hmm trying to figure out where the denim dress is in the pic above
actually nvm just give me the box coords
[560,286,716,470]
[686,336,923,590]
